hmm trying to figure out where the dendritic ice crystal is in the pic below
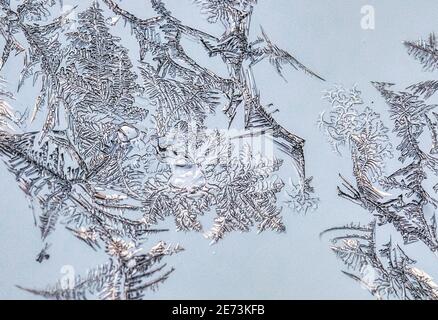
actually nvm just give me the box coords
[0,0,323,299]
[320,30,438,300]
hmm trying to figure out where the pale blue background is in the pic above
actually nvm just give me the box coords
[1,0,438,299]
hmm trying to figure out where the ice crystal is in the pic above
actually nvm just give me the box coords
[320,31,438,299]
[0,0,323,299]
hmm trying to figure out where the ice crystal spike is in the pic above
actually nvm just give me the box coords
[322,221,438,300]
[0,0,323,299]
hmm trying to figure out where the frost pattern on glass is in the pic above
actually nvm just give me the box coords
[321,221,438,300]
[320,48,438,300]
[0,0,323,299]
